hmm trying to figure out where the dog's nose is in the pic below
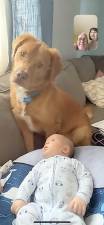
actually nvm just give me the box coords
[16,71,28,80]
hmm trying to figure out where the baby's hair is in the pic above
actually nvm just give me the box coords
[66,138,74,157]
[49,134,74,157]
[61,135,74,157]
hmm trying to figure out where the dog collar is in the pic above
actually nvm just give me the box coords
[18,91,40,104]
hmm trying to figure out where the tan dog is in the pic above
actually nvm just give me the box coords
[10,33,92,152]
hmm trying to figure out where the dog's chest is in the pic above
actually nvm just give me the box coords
[20,108,41,133]
[15,86,62,133]
[16,87,41,132]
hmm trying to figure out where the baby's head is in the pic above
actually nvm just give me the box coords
[43,134,74,158]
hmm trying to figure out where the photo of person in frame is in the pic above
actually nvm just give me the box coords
[73,15,98,51]
[88,27,98,50]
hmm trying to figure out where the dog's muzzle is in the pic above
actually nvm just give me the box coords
[14,70,28,84]
[17,71,28,80]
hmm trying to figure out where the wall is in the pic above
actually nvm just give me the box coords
[52,0,80,59]
[52,0,104,58]
[74,15,97,38]
[80,0,104,56]
[6,0,104,59]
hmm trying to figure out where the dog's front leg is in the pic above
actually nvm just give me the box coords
[18,120,34,152]
[12,111,34,152]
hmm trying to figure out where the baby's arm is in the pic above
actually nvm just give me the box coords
[11,163,40,215]
[68,196,86,216]
[68,159,93,216]
[11,199,27,215]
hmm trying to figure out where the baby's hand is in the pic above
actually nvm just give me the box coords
[11,199,27,215]
[68,196,87,216]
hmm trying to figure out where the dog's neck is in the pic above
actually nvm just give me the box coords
[16,87,41,104]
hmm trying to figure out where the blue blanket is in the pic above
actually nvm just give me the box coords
[0,162,33,225]
[86,188,104,216]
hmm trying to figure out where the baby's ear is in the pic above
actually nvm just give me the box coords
[62,145,70,155]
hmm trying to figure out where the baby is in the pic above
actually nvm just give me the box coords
[11,134,93,225]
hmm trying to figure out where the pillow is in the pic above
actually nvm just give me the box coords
[82,76,104,108]
[74,146,104,188]
[0,94,25,166]
[96,70,104,78]
[91,56,104,73]
[15,149,43,165]
[71,56,95,82]
[55,60,86,105]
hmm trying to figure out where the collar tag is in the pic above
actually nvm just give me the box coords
[21,95,32,103]
[19,91,40,104]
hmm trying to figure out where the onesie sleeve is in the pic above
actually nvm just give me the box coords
[15,162,40,202]
[72,159,93,205]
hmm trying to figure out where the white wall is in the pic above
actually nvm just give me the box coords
[74,15,97,38]
[52,0,80,59]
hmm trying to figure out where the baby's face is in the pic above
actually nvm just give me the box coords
[43,134,71,158]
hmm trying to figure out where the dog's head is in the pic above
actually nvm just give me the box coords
[11,33,62,91]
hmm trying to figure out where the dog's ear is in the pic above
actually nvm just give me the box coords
[49,48,62,79]
[12,33,37,58]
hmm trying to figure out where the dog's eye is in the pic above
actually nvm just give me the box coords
[20,51,27,57]
[37,62,43,68]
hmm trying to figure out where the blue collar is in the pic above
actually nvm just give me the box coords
[19,91,40,104]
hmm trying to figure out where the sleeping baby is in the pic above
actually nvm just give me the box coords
[11,134,93,225]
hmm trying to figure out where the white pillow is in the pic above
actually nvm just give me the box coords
[74,146,104,188]
[15,149,43,166]
[15,146,104,188]
[82,77,104,108]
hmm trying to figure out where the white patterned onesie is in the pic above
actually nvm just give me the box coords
[15,155,93,225]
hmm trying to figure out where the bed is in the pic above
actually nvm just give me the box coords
[0,146,104,225]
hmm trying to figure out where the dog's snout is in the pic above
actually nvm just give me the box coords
[16,71,28,81]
